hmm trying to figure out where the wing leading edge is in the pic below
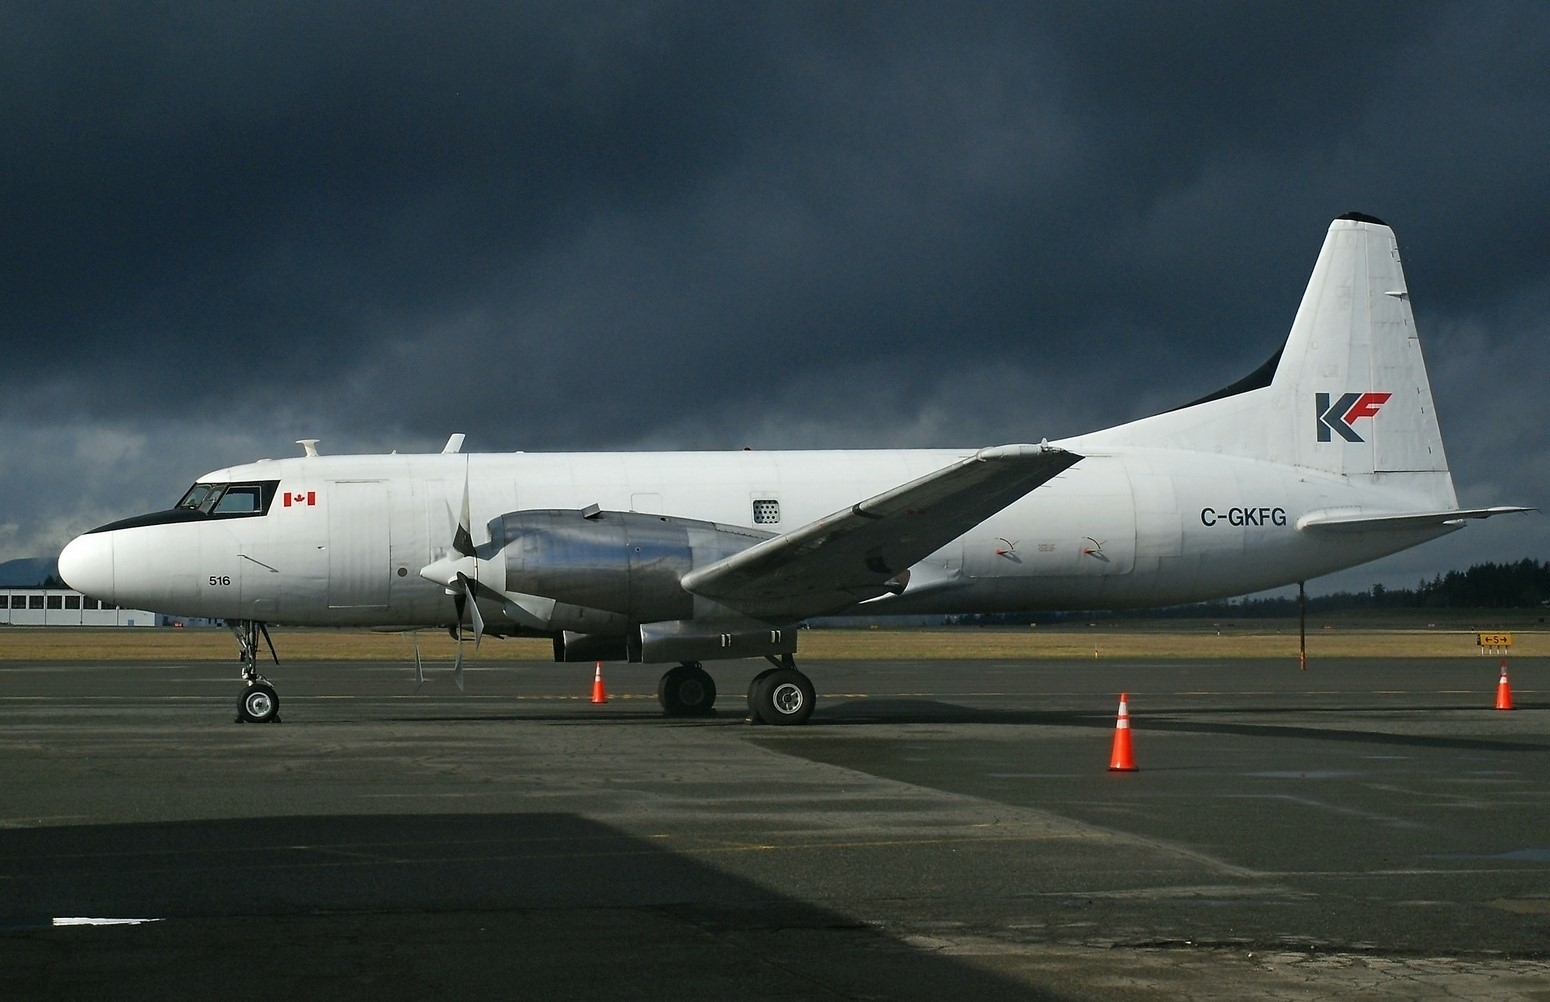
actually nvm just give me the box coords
[681,443,1083,621]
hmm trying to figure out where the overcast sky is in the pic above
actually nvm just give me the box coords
[3,3,1545,595]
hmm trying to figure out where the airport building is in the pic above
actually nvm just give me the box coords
[0,588,158,627]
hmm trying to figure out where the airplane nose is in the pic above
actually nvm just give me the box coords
[58,532,115,600]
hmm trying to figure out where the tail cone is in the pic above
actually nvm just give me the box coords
[591,662,608,704]
[1495,661,1514,711]
[1108,692,1138,771]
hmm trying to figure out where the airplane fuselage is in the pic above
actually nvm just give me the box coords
[73,444,1450,632]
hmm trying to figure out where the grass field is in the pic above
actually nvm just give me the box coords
[2,616,1545,662]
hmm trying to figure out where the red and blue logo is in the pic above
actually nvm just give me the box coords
[1316,392,1391,442]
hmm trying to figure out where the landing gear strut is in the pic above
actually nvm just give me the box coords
[746,654,816,726]
[658,662,717,716]
[232,619,281,724]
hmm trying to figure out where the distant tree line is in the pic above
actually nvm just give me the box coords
[950,559,1550,625]
[1407,559,1550,609]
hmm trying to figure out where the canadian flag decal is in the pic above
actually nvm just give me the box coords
[282,490,317,507]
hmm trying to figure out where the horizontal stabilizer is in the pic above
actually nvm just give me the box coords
[682,444,1082,620]
[1298,506,1534,533]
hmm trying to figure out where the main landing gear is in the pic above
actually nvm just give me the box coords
[232,619,281,724]
[746,654,816,726]
[657,662,717,716]
[654,655,817,724]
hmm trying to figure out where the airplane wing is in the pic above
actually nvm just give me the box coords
[680,443,1082,621]
[1298,506,1535,533]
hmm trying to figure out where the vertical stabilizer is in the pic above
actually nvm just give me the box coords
[1075,214,1459,510]
[1275,213,1450,480]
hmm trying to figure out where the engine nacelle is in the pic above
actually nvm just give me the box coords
[496,509,772,624]
[552,622,799,664]
[552,630,630,663]
[637,621,798,664]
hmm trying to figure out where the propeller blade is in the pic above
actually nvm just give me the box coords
[453,474,475,558]
[420,466,479,696]
[458,572,486,647]
[445,578,465,692]
[412,633,425,691]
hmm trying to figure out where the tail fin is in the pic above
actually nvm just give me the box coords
[1277,213,1449,479]
[1079,214,1458,508]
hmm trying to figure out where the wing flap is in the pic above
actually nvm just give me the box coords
[681,443,1082,620]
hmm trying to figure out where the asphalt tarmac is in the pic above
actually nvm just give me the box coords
[1,651,1547,1000]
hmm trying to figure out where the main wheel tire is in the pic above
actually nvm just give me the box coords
[749,667,815,726]
[746,668,777,699]
[745,668,778,724]
[658,664,717,716]
[237,682,280,724]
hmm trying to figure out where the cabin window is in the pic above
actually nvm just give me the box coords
[753,499,780,525]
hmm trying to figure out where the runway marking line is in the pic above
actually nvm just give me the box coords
[1221,793,1428,830]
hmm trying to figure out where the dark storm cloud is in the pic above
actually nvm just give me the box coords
[5,5,764,399]
[2,3,1546,587]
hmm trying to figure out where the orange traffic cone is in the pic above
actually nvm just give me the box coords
[591,662,608,704]
[1495,660,1514,711]
[1108,692,1137,771]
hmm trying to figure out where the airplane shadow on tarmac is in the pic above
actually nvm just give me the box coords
[0,812,1054,1002]
[813,698,1549,754]
[369,697,1546,756]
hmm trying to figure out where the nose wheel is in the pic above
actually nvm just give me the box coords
[238,680,280,723]
[232,620,282,723]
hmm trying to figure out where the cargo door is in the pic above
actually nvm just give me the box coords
[328,480,391,609]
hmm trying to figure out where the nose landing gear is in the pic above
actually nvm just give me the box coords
[232,620,281,723]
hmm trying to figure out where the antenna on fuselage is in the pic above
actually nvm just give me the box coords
[442,434,466,454]
[297,439,320,457]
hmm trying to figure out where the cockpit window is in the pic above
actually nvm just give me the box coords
[174,481,280,517]
[213,485,263,514]
[177,484,218,511]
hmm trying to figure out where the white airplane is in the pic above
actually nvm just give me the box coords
[59,214,1528,724]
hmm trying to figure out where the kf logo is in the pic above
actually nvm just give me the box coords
[1316,392,1391,442]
